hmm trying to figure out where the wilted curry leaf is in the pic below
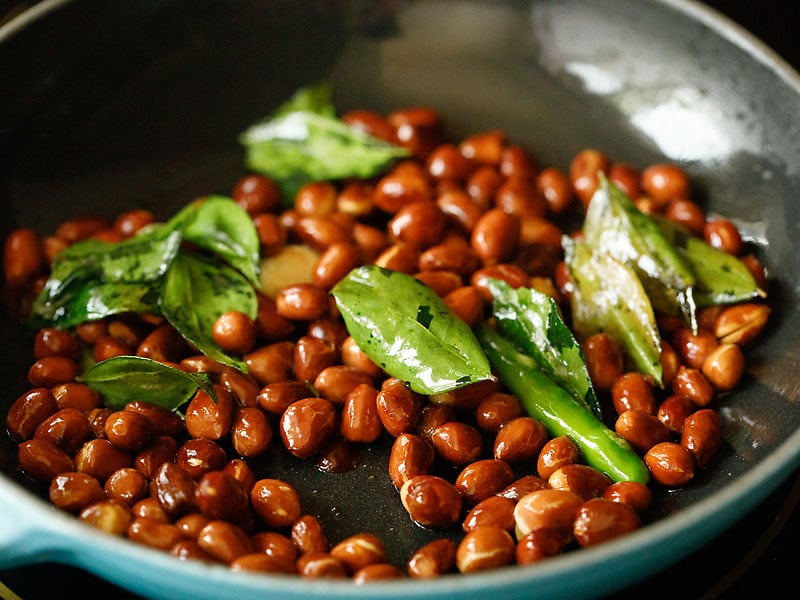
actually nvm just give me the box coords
[653,216,765,306]
[583,175,698,331]
[563,236,663,386]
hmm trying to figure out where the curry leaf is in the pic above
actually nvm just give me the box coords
[563,236,663,387]
[240,83,409,203]
[583,175,698,331]
[160,252,257,371]
[331,265,493,395]
[180,196,261,287]
[30,225,183,327]
[487,278,601,418]
[32,280,161,330]
[653,216,765,306]
[78,355,214,411]
[272,79,336,118]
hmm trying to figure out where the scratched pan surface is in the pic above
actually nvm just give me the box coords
[0,1,799,599]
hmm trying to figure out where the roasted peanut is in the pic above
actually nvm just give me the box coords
[514,488,583,539]
[572,498,641,547]
[454,458,514,506]
[681,409,723,467]
[400,475,463,528]
[456,526,515,573]
[645,442,695,488]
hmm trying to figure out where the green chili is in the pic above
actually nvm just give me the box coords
[477,322,649,484]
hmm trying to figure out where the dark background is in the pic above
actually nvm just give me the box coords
[0,1,798,599]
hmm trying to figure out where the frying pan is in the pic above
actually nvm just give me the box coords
[1,1,799,598]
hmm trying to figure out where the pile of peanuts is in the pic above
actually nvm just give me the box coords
[2,105,771,581]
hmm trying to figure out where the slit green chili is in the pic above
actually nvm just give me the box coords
[477,322,649,484]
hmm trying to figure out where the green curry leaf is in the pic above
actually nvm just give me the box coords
[487,278,601,418]
[179,196,261,287]
[331,265,493,395]
[240,83,409,203]
[160,252,257,372]
[78,355,215,411]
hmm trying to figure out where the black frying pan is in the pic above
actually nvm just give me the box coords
[1,1,799,599]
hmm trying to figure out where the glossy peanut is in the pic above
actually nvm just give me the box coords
[496,474,549,502]
[250,531,298,572]
[376,378,422,437]
[701,343,745,391]
[462,495,516,533]
[515,527,569,564]
[296,552,348,578]
[244,341,295,385]
[656,394,696,435]
[407,538,457,578]
[292,514,329,555]
[431,421,483,465]
[314,365,374,406]
[279,397,337,459]
[671,366,715,407]
[514,488,583,538]
[6,388,58,441]
[681,409,722,467]
[640,163,690,203]
[27,356,79,387]
[212,311,257,355]
[713,303,770,345]
[388,433,435,489]
[330,533,387,575]
[388,201,447,249]
[454,459,514,506]
[251,478,302,529]
[104,467,148,507]
[536,166,574,214]
[257,380,309,415]
[493,416,548,463]
[184,386,234,440]
[195,470,251,527]
[645,442,695,488]
[537,436,581,480]
[570,149,609,208]
[49,471,105,512]
[547,464,612,501]
[475,393,524,433]
[456,526,515,573]
[127,517,184,551]
[573,498,641,547]
[400,475,463,528]
[104,410,155,452]
[230,553,296,574]
[4,228,44,285]
[602,481,653,513]
[74,438,131,482]
[615,410,671,453]
[175,438,227,480]
[79,500,132,535]
[197,520,254,564]
[611,372,657,415]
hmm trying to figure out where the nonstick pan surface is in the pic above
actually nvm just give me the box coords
[1,1,799,599]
